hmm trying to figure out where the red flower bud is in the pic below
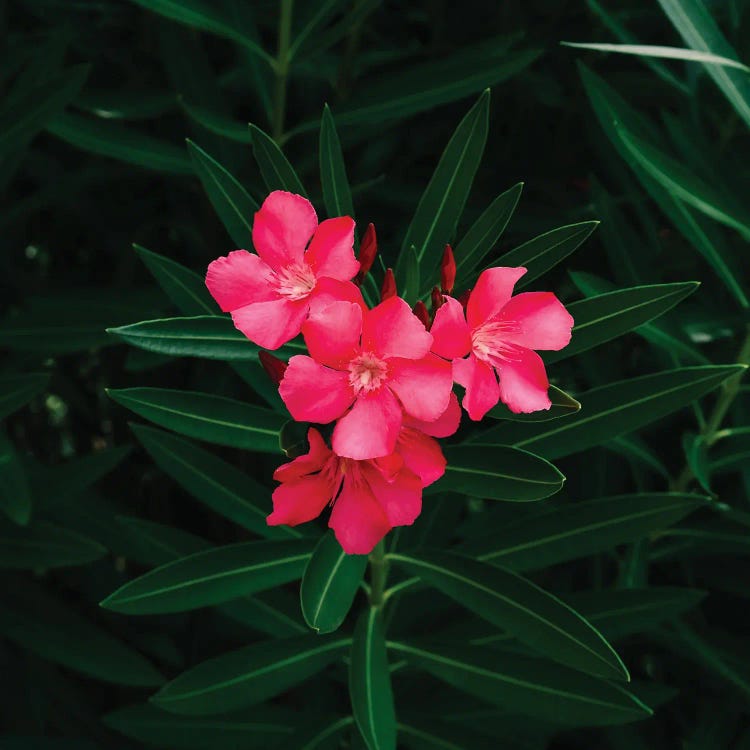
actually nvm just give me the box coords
[258,351,288,385]
[431,285,444,313]
[355,223,377,285]
[412,300,431,330]
[440,244,456,294]
[380,268,397,301]
[457,288,471,310]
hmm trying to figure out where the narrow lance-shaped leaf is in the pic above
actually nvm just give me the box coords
[0,521,106,569]
[320,104,354,219]
[100,539,315,614]
[153,635,350,715]
[350,607,397,750]
[187,139,258,247]
[249,123,306,196]
[0,435,31,525]
[301,531,368,634]
[390,550,628,681]
[488,385,580,422]
[0,373,50,420]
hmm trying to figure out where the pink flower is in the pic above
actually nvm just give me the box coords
[430,267,574,420]
[279,297,453,460]
[268,428,445,554]
[205,191,362,350]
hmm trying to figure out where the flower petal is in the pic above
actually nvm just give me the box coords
[231,297,308,350]
[388,354,453,422]
[467,267,527,329]
[328,476,391,555]
[280,355,354,423]
[302,300,362,369]
[497,347,551,414]
[361,296,433,360]
[273,428,332,483]
[405,391,461,438]
[363,462,423,525]
[310,277,367,314]
[430,296,472,359]
[499,291,574,351]
[267,474,334,527]
[252,191,318,271]
[305,217,359,281]
[332,388,402,460]
[453,354,500,421]
[205,250,275,312]
[395,429,446,487]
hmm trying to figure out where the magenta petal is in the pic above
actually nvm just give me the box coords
[497,347,551,414]
[430,296,472,359]
[252,191,318,271]
[305,217,359,281]
[395,429,446,487]
[361,297,433,360]
[267,473,335,527]
[273,428,332,483]
[231,297,308,350]
[302,301,362,368]
[453,354,500,421]
[279,355,354,423]
[310,277,367,314]
[388,354,453,422]
[205,251,276,312]
[467,267,527,329]
[405,391,461,438]
[329,476,391,555]
[363,462,423,525]
[499,291,574,351]
[332,388,402,460]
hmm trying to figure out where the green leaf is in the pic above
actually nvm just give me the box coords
[101,539,314,614]
[401,245,421,305]
[0,65,89,157]
[350,607,397,750]
[153,635,350,715]
[488,385,581,422]
[398,91,489,292]
[0,373,49,420]
[0,434,31,525]
[0,582,163,687]
[561,42,750,71]
[0,520,106,569]
[389,641,651,726]
[547,282,699,364]
[464,493,705,570]
[127,0,274,66]
[103,702,294,748]
[683,432,713,494]
[711,428,750,474]
[488,366,746,460]
[108,315,259,360]
[494,221,599,288]
[301,532,367,634]
[47,112,193,174]
[249,123,306,196]
[319,105,355,219]
[187,139,258,247]
[107,387,285,453]
[115,516,211,567]
[453,183,523,291]
[397,714,499,750]
[435,445,564,501]
[180,99,254,143]
[657,0,750,129]
[391,550,627,680]
[131,423,303,539]
[286,715,355,750]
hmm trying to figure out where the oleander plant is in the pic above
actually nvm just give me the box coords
[2,1,750,748]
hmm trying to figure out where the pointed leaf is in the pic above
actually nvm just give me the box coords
[249,124,306,196]
[0,435,31,525]
[0,373,49,420]
[320,104,354,219]
[488,385,581,422]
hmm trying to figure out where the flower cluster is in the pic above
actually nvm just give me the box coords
[206,191,573,554]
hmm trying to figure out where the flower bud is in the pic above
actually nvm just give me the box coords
[381,268,397,301]
[258,351,288,385]
[440,244,456,294]
[412,300,431,330]
[431,285,444,313]
[457,288,471,310]
[355,223,377,285]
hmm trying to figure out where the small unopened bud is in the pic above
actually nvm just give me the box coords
[412,300,431,330]
[457,288,472,310]
[440,244,456,294]
[381,268,397,301]
[259,351,287,385]
[355,223,377,285]
[431,286,444,313]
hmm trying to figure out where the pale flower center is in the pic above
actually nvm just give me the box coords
[348,352,389,394]
[471,319,524,365]
[273,262,317,301]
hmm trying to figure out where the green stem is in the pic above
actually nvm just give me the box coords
[368,540,388,609]
[672,324,750,492]
[272,0,294,143]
